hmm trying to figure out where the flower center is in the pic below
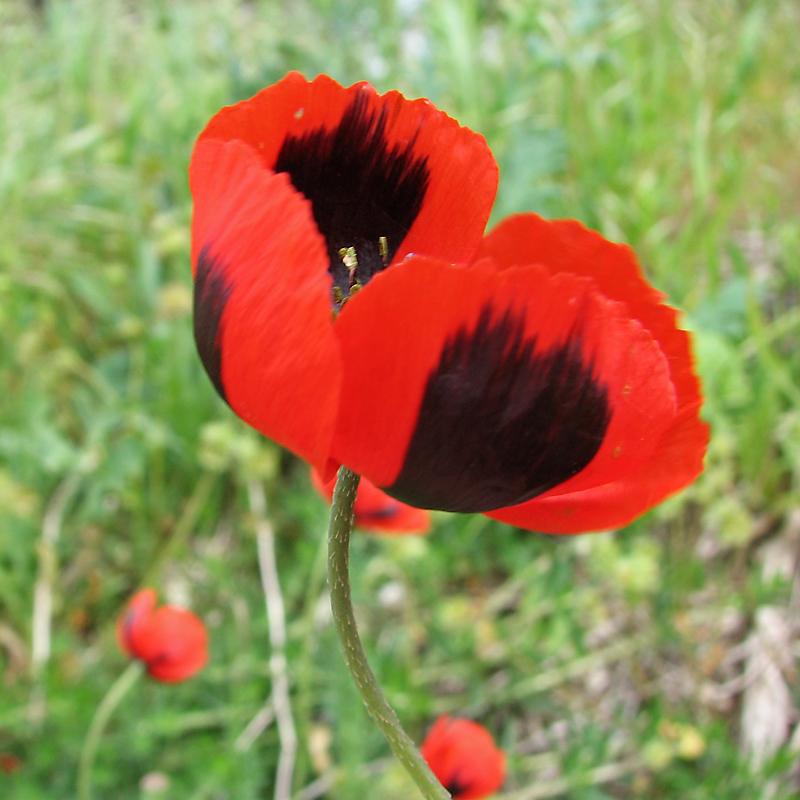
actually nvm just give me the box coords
[331,236,390,309]
[273,92,430,308]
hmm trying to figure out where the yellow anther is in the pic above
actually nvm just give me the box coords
[339,246,358,271]
[379,236,389,265]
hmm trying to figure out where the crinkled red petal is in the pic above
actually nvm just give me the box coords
[478,214,703,411]
[189,138,341,474]
[330,256,676,512]
[478,214,708,531]
[197,72,498,268]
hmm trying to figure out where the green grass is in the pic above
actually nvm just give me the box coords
[1,0,799,797]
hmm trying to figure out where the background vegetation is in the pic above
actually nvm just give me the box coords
[1,0,799,797]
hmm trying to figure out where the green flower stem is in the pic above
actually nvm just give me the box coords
[327,467,451,800]
[77,660,145,800]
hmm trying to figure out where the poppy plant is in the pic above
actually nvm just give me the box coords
[312,468,431,534]
[191,72,707,534]
[420,716,505,799]
[117,588,208,683]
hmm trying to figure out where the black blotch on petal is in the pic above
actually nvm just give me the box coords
[361,505,399,522]
[274,91,430,297]
[194,246,231,402]
[446,776,469,799]
[387,307,612,514]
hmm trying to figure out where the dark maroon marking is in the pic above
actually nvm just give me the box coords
[122,610,136,639]
[446,776,468,798]
[361,505,400,521]
[274,92,430,301]
[387,307,611,514]
[193,246,231,402]
[120,607,143,653]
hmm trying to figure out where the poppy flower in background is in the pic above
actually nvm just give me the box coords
[118,588,208,683]
[191,72,708,535]
[420,716,505,799]
[311,468,430,534]
[0,752,22,774]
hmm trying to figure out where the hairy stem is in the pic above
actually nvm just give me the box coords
[327,467,450,800]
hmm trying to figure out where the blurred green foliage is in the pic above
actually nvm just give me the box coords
[1,0,799,798]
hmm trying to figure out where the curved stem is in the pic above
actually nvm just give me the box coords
[327,467,451,800]
[77,660,145,800]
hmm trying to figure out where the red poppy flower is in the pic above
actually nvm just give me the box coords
[117,588,208,683]
[311,468,430,534]
[420,716,505,799]
[190,73,707,534]
[0,752,22,774]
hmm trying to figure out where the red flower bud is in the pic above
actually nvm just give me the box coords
[117,589,208,683]
[420,716,505,799]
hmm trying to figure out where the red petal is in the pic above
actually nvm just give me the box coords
[478,214,702,411]
[137,606,209,683]
[488,408,709,533]
[330,256,676,510]
[311,469,430,535]
[197,72,498,268]
[478,214,709,531]
[190,138,341,473]
[117,588,157,658]
[420,716,505,800]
